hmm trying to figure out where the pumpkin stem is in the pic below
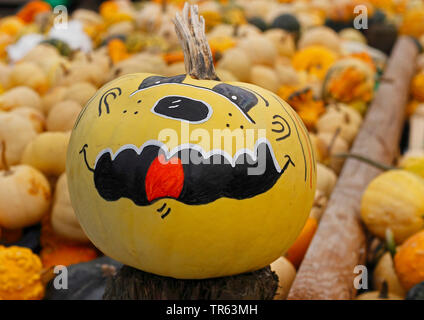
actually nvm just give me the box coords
[385,228,397,258]
[333,153,396,171]
[173,3,220,81]
[327,127,341,158]
[1,140,10,173]
[378,280,389,299]
[161,0,168,13]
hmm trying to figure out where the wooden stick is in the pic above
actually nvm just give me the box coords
[408,104,424,151]
[288,37,419,300]
[103,266,278,300]
[173,3,220,80]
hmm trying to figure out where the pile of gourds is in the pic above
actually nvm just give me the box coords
[0,0,423,300]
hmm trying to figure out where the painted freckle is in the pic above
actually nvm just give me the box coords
[240,125,244,129]
[226,124,230,128]
[137,100,142,104]
[134,111,138,115]
[228,113,232,116]
[123,110,127,113]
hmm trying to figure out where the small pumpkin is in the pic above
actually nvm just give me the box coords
[323,57,375,104]
[316,103,362,145]
[42,86,68,115]
[0,86,42,112]
[249,65,280,93]
[285,217,318,268]
[355,282,403,300]
[217,47,252,82]
[264,29,295,58]
[165,62,186,77]
[292,46,337,81]
[8,62,49,95]
[315,131,349,174]
[309,190,328,222]
[238,35,277,67]
[373,252,406,298]
[298,26,341,54]
[51,173,89,243]
[394,230,424,291]
[361,170,424,244]
[0,112,37,168]
[316,163,337,197]
[46,100,82,132]
[274,63,300,87]
[21,131,71,176]
[108,38,131,64]
[40,244,98,268]
[0,16,24,37]
[411,72,424,102]
[63,82,97,107]
[16,0,51,24]
[339,28,367,44]
[399,9,424,38]
[0,141,51,230]
[10,107,45,133]
[286,88,326,130]
[0,245,45,300]
[270,256,296,300]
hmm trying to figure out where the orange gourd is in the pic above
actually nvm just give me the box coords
[108,39,131,64]
[0,246,44,300]
[40,244,98,268]
[285,217,318,268]
[17,1,51,24]
[394,230,424,291]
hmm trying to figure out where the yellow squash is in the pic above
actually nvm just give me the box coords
[361,170,424,244]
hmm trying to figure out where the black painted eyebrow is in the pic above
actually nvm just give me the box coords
[99,87,122,116]
[212,83,258,124]
[137,74,186,90]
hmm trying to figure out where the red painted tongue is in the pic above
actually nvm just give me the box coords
[145,154,184,202]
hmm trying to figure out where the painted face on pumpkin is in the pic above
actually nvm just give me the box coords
[67,73,316,279]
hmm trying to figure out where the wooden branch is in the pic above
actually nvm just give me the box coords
[288,37,419,300]
[173,3,220,80]
[103,266,278,300]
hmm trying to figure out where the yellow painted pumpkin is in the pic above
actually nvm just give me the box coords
[66,3,316,280]
[67,71,316,279]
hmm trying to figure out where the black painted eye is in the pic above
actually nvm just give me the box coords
[212,83,258,123]
[138,74,186,90]
[151,96,212,123]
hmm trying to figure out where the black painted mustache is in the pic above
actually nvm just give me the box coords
[92,143,294,206]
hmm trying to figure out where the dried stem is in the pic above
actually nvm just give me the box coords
[173,3,220,81]
[333,152,395,171]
